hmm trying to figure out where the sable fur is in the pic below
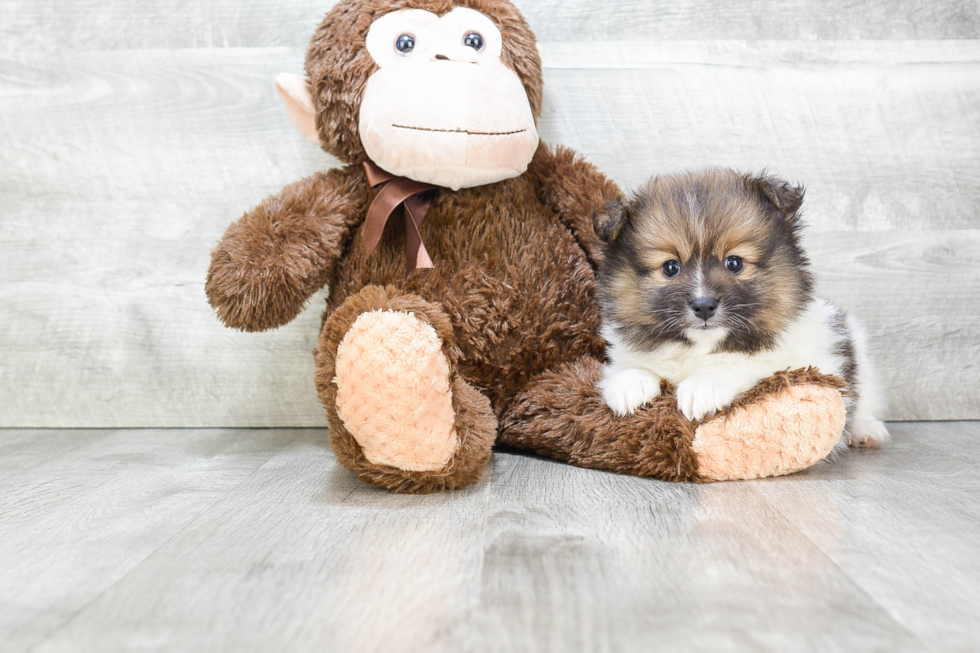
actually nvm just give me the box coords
[206,0,852,493]
[598,169,813,354]
[596,167,887,444]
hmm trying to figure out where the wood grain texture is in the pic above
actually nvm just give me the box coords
[752,420,980,651]
[0,49,336,427]
[1,39,977,426]
[537,41,980,231]
[2,424,978,652]
[519,1,980,42]
[2,0,978,52]
[0,428,298,653]
[806,230,980,421]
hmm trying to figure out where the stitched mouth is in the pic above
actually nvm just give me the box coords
[392,124,527,136]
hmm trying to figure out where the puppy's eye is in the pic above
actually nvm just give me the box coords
[662,260,681,278]
[463,31,485,51]
[725,256,744,274]
[395,33,416,54]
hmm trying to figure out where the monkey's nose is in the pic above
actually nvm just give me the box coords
[691,297,719,321]
[434,54,449,61]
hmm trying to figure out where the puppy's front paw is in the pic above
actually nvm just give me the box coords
[847,416,890,448]
[676,374,742,421]
[599,368,662,416]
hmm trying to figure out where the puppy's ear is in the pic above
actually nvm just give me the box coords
[594,198,631,243]
[748,174,805,223]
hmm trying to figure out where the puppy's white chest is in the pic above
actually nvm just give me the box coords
[606,328,731,385]
[644,345,726,385]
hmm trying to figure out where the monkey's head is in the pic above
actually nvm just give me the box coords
[275,0,543,191]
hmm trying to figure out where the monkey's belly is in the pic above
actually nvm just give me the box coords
[440,220,604,409]
[327,184,604,408]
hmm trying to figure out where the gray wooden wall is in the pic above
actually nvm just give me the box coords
[1,0,978,427]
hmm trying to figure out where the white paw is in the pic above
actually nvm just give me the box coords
[676,374,742,421]
[848,416,890,448]
[599,368,662,416]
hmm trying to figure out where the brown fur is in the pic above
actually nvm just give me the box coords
[324,146,614,414]
[206,167,368,332]
[206,0,846,493]
[499,357,700,481]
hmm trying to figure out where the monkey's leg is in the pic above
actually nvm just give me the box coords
[315,285,496,493]
[499,357,846,482]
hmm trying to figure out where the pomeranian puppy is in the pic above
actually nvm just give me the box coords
[595,168,889,448]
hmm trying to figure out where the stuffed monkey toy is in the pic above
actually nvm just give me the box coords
[206,0,847,493]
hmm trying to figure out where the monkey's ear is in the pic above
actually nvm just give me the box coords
[748,173,805,223]
[594,199,631,243]
[274,73,320,146]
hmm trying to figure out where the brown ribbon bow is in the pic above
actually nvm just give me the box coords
[362,161,440,273]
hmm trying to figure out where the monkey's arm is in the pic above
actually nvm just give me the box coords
[206,165,367,332]
[526,142,623,269]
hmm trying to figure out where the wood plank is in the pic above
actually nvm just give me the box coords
[24,430,493,653]
[0,429,114,478]
[2,0,978,52]
[806,231,980,422]
[454,455,925,652]
[14,426,977,652]
[899,420,980,464]
[537,41,980,231]
[0,49,335,428]
[1,43,977,425]
[750,421,980,651]
[0,428,299,653]
[521,2,980,42]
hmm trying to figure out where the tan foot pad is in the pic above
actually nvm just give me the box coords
[692,383,846,481]
[334,309,457,472]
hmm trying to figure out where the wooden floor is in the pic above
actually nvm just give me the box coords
[1,423,978,652]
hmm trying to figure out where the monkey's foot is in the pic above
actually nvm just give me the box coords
[692,379,846,481]
[334,309,458,471]
[315,285,496,493]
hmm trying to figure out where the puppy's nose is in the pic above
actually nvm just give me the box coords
[434,54,450,61]
[691,297,718,321]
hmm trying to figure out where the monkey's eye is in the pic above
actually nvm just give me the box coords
[725,256,744,274]
[394,33,416,54]
[662,260,681,278]
[463,31,485,51]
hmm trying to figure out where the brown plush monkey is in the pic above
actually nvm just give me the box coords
[206,0,847,493]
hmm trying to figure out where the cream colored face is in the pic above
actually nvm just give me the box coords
[358,8,540,190]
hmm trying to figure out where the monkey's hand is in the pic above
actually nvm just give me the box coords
[206,166,366,332]
[527,142,623,269]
